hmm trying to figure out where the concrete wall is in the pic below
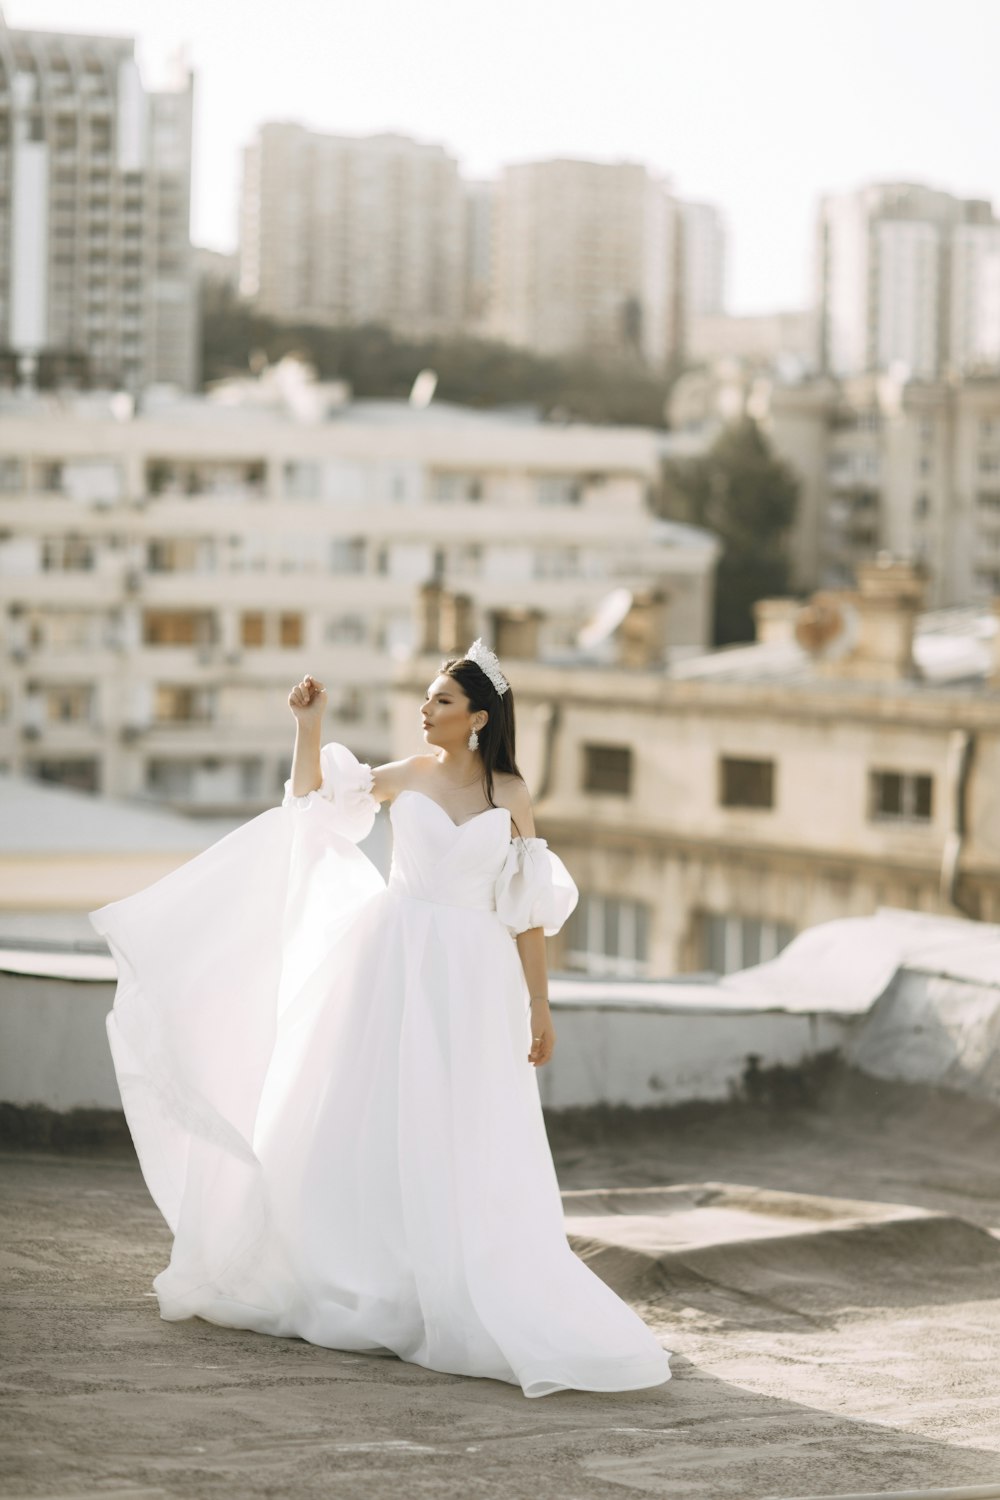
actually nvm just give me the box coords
[0,970,120,1110]
[534,1001,853,1109]
[849,966,1000,1104]
[3,905,996,1115]
[0,959,857,1115]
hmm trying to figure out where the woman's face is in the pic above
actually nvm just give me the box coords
[420,674,483,750]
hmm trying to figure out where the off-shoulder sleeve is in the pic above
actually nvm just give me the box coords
[281,740,378,844]
[494,835,579,938]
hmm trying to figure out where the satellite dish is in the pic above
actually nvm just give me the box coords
[578,588,633,649]
[793,596,859,659]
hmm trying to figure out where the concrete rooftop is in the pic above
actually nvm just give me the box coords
[3,1066,1000,1500]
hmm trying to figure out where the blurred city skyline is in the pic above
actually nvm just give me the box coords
[4,0,998,315]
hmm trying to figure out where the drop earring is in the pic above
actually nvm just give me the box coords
[468,726,479,751]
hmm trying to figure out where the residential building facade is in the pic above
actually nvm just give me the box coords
[0,13,196,392]
[817,181,1000,380]
[668,364,1000,607]
[393,561,1000,978]
[239,124,466,339]
[490,157,680,368]
[679,199,727,320]
[0,377,719,811]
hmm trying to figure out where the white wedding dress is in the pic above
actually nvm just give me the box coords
[89,741,672,1398]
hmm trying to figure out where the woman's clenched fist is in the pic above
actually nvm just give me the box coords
[288,675,327,723]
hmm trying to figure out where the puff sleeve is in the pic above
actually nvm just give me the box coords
[493,835,579,938]
[281,740,379,845]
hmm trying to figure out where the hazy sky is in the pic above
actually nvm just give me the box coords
[5,0,999,314]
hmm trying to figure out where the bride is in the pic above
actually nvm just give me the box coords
[89,639,672,1398]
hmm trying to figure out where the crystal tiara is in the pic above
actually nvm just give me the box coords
[465,638,510,696]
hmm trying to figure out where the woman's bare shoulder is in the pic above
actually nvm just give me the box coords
[492,773,535,831]
[492,770,528,793]
[369,754,436,802]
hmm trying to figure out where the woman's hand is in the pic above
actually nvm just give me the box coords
[528,997,556,1067]
[288,675,327,725]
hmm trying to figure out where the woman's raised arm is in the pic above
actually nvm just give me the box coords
[287,674,327,796]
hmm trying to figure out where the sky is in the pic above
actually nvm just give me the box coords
[4,0,999,315]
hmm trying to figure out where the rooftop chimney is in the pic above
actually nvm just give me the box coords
[416,584,474,656]
[752,598,802,645]
[491,608,543,662]
[812,555,928,681]
[616,588,670,669]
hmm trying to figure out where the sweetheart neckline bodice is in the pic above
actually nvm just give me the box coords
[391,787,512,831]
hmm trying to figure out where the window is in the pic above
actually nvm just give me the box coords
[147,759,195,797]
[153,685,213,724]
[43,684,94,723]
[284,461,321,500]
[977,491,1000,511]
[583,743,632,796]
[565,893,650,977]
[279,613,302,648]
[37,462,64,493]
[27,757,99,793]
[536,474,582,506]
[430,472,484,503]
[720,756,775,809]
[325,614,366,645]
[41,536,94,571]
[870,769,933,823]
[147,539,216,574]
[329,537,366,574]
[241,613,265,648]
[699,912,795,975]
[335,686,364,722]
[534,546,580,578]
[143,610,215,646]
[451,543,482,576]
[45,612,98,650]
[0,459,23,494]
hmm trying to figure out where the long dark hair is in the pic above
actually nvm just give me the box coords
[439,654,526,837]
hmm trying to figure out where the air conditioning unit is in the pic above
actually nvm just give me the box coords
[196,646,213,664]
[21,724,41,740]
[123,569,142,592]
[120,723,145,742]
[224,650,242,665]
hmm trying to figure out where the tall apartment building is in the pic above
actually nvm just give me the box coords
[462,178,494,332]
[763,374,1000,604]
[666,361,1000,606]
[678,199,727,319]
[817,180,1000,380]
[0,12,196,393]
[490,157,681,369]
[239,124,466,338]
[951,220,1000,373]
[0,373,719,809]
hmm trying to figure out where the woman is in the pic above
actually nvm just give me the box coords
[89,639,672,1398]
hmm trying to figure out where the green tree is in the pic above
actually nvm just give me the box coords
[199,286,675,428]
[656,418,800,645]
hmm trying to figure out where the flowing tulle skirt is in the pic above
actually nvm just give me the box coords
[91,803,672,1398]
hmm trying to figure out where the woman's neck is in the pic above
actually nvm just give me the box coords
[435,748,482,784]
